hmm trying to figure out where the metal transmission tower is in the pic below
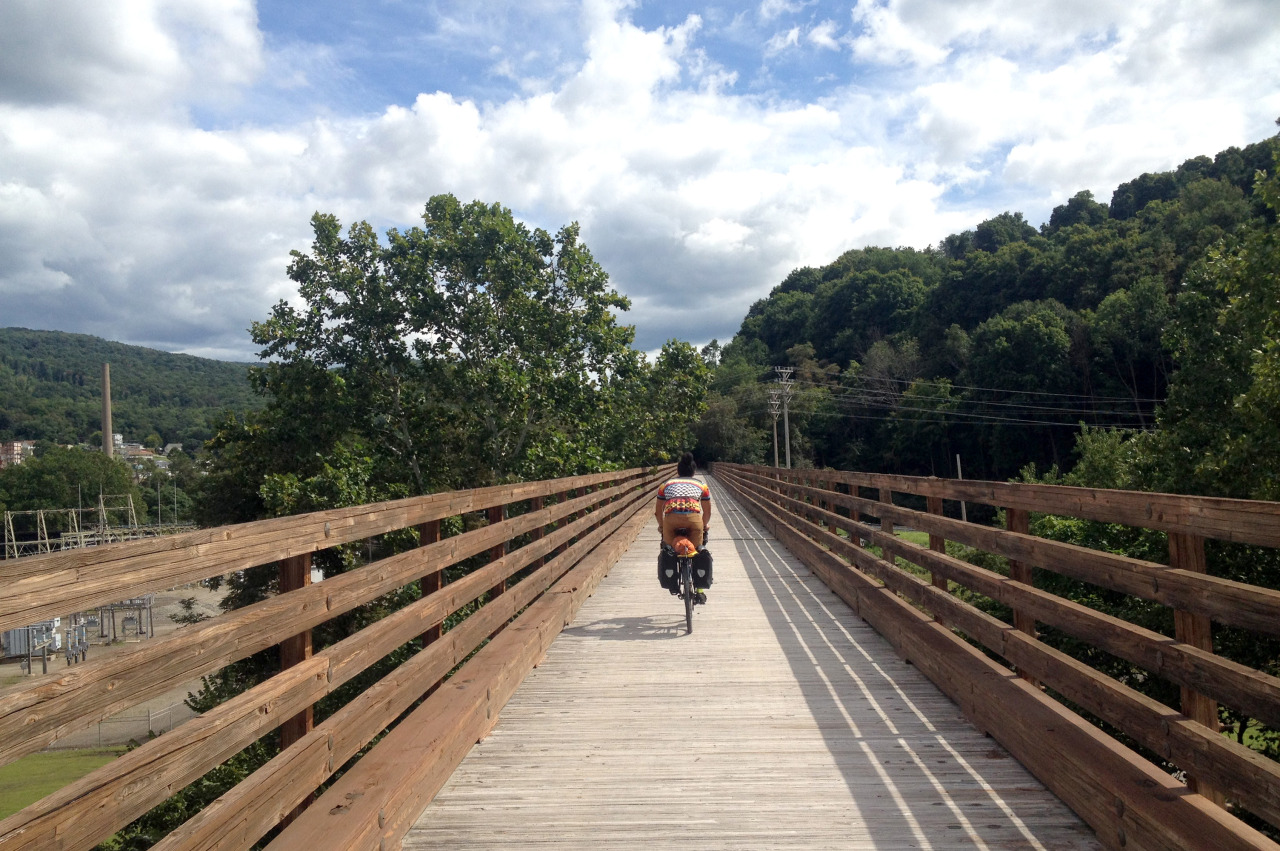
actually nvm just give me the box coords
[768,388,781,467]
[774,367,795,468]
[3,493,151,558]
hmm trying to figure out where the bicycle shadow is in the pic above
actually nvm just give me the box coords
[561,615,686,640]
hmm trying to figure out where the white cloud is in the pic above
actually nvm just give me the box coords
[0,0,262,110]
[0,0,1276,361]
[759,0,811,21]
[765,27,803,55]
[808,20,842,51]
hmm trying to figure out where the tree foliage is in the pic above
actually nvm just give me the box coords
[696,133,1279,486]
[199,194,706,526]
[0,328,261,448]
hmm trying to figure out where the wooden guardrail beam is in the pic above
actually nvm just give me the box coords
[0,467,668,851]
[719,467,1280,828]
[151,476,657,851]
[0,469,651,633]
[262,479,655,851]
[769,468,1280,549]
[729,466,1280,636]
[0,475,647,767]
[717,464,1280,851]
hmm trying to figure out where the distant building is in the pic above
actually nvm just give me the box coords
[119,444,169,477]
[0,441,36,470]
[162,443,184,456]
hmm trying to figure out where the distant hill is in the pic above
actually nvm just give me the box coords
[0,328,263,449]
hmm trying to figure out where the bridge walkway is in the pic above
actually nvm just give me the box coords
[403,476,1102,850]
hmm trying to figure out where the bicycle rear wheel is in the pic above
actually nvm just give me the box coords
[681,559,693,634]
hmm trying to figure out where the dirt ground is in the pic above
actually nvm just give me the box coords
[1,581,231,747]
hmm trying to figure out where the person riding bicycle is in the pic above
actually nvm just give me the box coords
[655,452,713,602]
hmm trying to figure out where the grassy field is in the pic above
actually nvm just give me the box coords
[0,748,124,819]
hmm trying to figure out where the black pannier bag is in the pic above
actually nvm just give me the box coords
[693,548,713,588]
[657,546,713,591]
[658,548,678,591]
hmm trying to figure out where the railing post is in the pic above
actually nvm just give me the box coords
[878,487,896,565]
[417,520,442,650]
[851,485,863,548]
[926,493,948,611]
[824,477,840,539]
[488,504,507,600]
[278,553,313,749]
[278,552,314,822]
[1005,508,1039,685]
[529,496,545,569]
[1169,531,1225,806]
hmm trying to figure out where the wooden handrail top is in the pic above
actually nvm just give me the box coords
[0,466,665,851]
[751,466,1280,550]
[0,465,668,634]
[727,467,1280,637]
[0,475,649,767]
[716,464,1280,848]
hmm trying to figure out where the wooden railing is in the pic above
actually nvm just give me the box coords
[716,462,1280,851]
[0,465,668,851]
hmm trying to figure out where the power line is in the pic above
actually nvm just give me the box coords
[733,403,1155,431]
[786,373,1163,405]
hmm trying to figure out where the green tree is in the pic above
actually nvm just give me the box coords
[1148,161,1280,499]
[973,211,1037,253]
[247,195,640,497]
[1088,277,1172,427]
[0,446,145,535]
[1046,190,1110,234]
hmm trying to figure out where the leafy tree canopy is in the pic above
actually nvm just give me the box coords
[696,132,1279,485]
[204,194,708,524]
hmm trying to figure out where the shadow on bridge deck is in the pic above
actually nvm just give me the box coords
[402,475,1102,850]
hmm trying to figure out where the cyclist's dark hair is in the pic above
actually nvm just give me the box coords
[677,452,696,477]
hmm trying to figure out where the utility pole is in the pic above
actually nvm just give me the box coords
[774,367,795,468]
[768,388,781,467]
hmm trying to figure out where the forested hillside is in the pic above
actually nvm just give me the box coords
[0,328,261,448]
[697,133,1280,495]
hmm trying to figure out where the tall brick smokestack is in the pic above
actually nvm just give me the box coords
[102,363,113,458]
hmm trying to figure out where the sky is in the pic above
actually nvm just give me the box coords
[0,0,1277,362]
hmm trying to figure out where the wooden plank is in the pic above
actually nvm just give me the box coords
[488,504,507,602]
[278,553,314,754]
[0,658,331,851]
[264,496,652,851]
[417,520,443,651]
[1005,507,1039,686]
[926,494,947,596]
[724,463,1280,550]
[727,465,1280,637]
[405,477,1105,851]
[1169,531,1224,805]
[741,488,1280,827]
[0,478,665,851]
[152,484,659,851]
[0,468,661,633]
[724,469,1280,730]
[0,478,649,767]
[719,470,1280,851]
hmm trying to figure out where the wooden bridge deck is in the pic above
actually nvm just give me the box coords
[403,476,1103,850]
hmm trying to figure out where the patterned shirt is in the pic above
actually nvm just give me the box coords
[657,477,710,516]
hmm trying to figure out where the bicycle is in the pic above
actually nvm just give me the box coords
[671,535,702,634]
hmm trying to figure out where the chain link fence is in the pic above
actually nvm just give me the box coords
[52,700,199,749]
